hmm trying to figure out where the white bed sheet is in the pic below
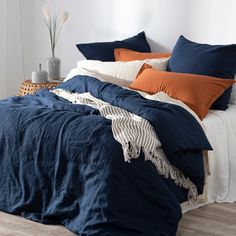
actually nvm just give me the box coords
[203,104,236,203]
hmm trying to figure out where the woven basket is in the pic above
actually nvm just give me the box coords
[19,80,60,96]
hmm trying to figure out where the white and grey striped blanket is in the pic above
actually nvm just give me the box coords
[52,88,198,200]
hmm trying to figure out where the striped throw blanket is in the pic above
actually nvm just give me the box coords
[52,88,198,200]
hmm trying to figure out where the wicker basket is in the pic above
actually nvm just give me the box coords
[19,80,60,96]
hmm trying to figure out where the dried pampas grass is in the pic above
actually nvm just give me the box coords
[42,5,69,57]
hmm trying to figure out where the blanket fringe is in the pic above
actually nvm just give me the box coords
[123,142,198,200]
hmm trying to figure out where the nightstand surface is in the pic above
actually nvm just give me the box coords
[19,80,62,96]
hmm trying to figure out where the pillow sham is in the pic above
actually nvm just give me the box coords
[114,48,170,61]
[167,35,236,110]
[129,67,235,119]
[76,31,151,61]
[74,58,169,83]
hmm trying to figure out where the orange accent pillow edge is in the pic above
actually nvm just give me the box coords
[114,48,171,62]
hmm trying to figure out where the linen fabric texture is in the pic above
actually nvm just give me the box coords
[64,58,169,85]
[77,31,151,61]
[114,48,170,61]
[129,67,235,119]
[0,75,212,236]
[168,35,236,110]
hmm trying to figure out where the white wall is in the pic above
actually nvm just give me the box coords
[0,0,32,98]
[3,0,236,97]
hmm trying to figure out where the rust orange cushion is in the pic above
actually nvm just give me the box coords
[129,67,235,119]
[114,48,171,62]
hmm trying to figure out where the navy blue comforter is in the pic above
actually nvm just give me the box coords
[0,76,211,236]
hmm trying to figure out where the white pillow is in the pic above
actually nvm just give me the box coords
[65,67,132,87]
[65,58,168,81]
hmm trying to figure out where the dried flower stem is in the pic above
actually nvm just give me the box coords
[42,5,68,57]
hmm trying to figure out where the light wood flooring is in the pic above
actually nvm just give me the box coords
[177,203,236,236]
[0,203,235,236]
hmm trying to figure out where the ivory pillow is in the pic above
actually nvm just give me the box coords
[64,67,132,87]
[75,58,169,82]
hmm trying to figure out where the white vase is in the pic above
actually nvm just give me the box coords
[46,56,61,80]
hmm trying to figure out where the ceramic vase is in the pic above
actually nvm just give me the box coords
[46,56,61,80]
[32,64,48,83]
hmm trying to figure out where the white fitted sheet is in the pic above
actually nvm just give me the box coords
[203,105,236,203]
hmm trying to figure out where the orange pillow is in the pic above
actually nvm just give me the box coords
[114,48,171,62]
[129,67,235,119]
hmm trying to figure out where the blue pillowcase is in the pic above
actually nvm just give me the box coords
[76,31,151,61]
[168,35,236,110]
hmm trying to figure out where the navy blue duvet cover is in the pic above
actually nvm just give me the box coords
[0,76,211,236]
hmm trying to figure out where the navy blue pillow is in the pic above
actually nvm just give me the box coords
[168,35,236,110]
[76,31,151,62]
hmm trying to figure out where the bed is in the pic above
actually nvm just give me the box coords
[0,32,236,236]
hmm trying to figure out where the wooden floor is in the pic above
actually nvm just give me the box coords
[0,203,235,236]
[177,203,236,236]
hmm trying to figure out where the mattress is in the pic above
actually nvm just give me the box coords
[203,104,236,203]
